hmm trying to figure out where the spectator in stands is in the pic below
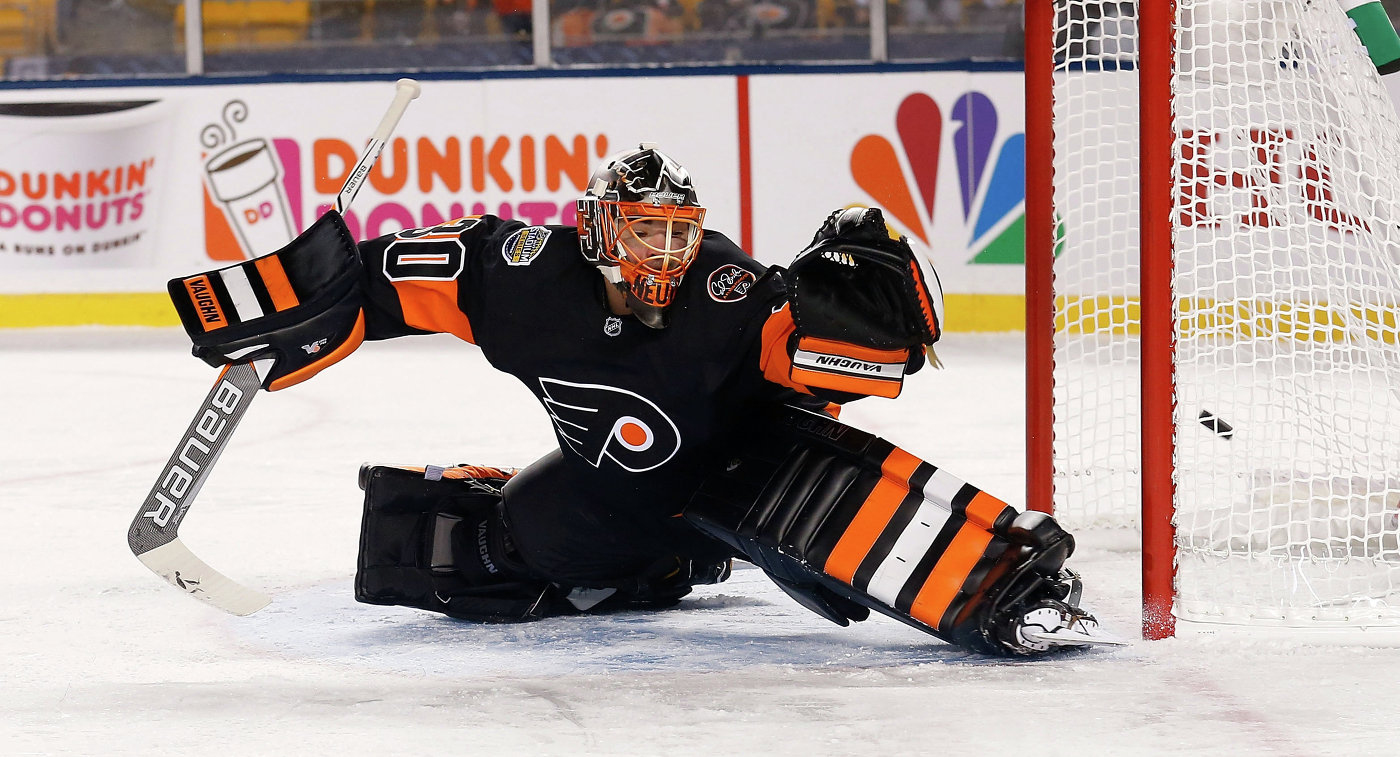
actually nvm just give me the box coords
[494,0,532,36]
[553,0,597,46]
[590,0,683,42]
[826,0,868,29]
[699,0,752,32]
[937,0,1019,29]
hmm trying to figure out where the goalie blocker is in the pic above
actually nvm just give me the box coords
[167,211,366,391]
[686,407,1111,655]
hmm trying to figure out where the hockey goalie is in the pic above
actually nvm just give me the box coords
[168,143,1116,655]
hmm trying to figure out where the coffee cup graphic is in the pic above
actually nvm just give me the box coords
[204,138,295,257]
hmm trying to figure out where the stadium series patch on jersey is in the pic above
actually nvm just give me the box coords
[501,227,551,266]
[707,264,755,302]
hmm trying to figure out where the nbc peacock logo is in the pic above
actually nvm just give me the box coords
[849,92,1026,264]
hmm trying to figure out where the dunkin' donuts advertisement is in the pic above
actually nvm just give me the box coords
[0,78,740,296]
[0,100,173,270]
[0,73,1016,306]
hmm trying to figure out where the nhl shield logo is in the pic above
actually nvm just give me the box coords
[604,316,622,336]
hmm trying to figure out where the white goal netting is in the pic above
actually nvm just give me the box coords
[1047,0,1400,627]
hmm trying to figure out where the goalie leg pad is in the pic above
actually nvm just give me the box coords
[686,407,1082,655]
[355,463,573,622]
[357,461,732,622]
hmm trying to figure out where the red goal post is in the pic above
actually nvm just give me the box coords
[1025,0,1400,640]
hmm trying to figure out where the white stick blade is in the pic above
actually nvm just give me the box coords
[138,539,271,616]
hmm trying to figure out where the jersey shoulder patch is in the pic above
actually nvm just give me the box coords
[706,263,758,302]
[501,226,552,266]
[693,231,769,304]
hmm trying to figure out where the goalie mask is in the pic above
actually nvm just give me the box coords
[577,143,706,329]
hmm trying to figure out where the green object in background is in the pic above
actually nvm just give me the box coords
[1342,0,1400,75]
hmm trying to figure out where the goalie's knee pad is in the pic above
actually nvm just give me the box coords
[355,463,573,622]
[685,407,1078,655]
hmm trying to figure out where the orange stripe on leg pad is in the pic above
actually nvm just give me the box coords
[823,476,908,584]
[964,491,1013,532]
[823,448,921,583]
[907,522,994,629]
[881,447,921,482]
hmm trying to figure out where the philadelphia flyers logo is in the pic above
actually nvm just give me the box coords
[538,378,681,472]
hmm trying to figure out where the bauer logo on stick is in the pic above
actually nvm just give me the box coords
[140,376,246,530]
[130,79,422,616]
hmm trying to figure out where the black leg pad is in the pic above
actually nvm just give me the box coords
[355,464,572,622]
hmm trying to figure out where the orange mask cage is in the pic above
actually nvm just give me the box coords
[601,202,706,307]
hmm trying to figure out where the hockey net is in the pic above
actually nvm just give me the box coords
[1027,0,1400,633]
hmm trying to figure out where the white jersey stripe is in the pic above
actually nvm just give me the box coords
[219,265,265,322]
[864,499,953,607]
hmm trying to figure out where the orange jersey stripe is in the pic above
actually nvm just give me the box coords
[964,490,1012,532]
[253,255,299,312]
[823,448,922,583]
[392,279,476,344]
[758,304,812,395]
[907,521,994,628]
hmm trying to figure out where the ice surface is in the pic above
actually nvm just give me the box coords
[4,329,1399,756]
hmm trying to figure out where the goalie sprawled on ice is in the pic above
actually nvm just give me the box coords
[169,143,1115,655]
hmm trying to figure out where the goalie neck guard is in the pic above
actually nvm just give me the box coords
[576,143,707,329]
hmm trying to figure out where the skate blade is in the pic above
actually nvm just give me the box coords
[1022,621,1128,648]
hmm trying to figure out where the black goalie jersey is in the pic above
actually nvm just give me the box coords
[358,215,869,508]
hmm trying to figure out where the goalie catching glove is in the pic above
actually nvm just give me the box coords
[168,211,366,391]
[781,206,942,398]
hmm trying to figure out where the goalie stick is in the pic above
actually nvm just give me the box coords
[126,78,422,615]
